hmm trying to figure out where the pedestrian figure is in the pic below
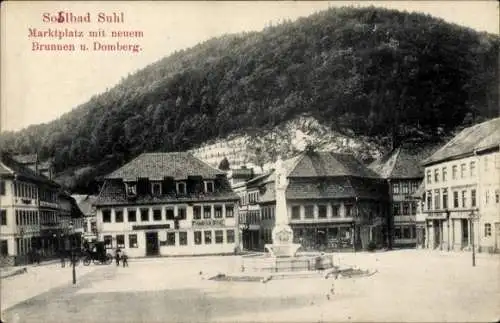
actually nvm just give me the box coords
[115,247,121,266]
[60,250,66,268]
[122,250,128,267]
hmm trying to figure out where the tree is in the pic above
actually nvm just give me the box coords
[218,157,230,171]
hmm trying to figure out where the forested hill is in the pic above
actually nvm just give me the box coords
[1,6,498,192]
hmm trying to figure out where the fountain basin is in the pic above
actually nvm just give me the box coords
[241,253,334,273]
[264,243,301,258]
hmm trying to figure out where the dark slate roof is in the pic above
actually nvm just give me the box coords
[369,144,439,179]
[95,177,239,206]
[72,194,98,216]
[247,170,275,187]
[423,117,500,166]
[287,151,380,178]
[230,167,254,178]
[105,152,225,181]
[0,152,59,187]
[285,177,388,201]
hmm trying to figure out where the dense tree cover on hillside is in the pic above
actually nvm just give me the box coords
[1,6,498,192]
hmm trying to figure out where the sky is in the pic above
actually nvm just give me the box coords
[1,1,499,132]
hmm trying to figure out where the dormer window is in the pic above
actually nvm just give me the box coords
[176,182,186,195]
[125,182,137,196]
[151,182,162,196]
[204,181,214,193]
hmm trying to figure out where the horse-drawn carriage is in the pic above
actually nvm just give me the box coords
[82,241,113,265]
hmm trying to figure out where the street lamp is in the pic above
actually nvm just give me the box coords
[469,210,477,267]
[19,228,25,266]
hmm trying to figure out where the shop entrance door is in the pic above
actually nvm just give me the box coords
[461,219,469,249]
[145,232,159,256]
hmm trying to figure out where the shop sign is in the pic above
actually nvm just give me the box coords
[132,224,170,230]
[192,219,224,227]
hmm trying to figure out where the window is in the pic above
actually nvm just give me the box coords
[453,191,459,208]
[153,209,162,221]
[496,190,499,204]
[194,231,202,245]
[166,208,175,220]
[104,235,112,248]
[452,165,458,180]
[225,205,234,218]
[179,232,187,245]
[411,201,418,215]
[128,209,137,222]
[403,227,411,239]
[166,232,176,246]
[204,231,212,244]
[331,205,339,217]
[193,206,201,219]
[205,181,214,193]
[177,207,186,220]
[102,210,111,223]
[215,230,224,244]
[126,183,137,196]
[203,206,211,219]
[462,190,467,208]
[394,227,402,239]
[0,210,6,225]
[318,205,327,218]
[402,202,410,215]
[226,229,235,244]
[470,161,476,177]
[471,189,477,207]
[484,223,492,237]
[115,210,124,223]
[434,189,440,209]
[129,234,138,248]
[0,240,8,256]
[411,182,419,193]
[177,182,186,195]
[151,182,162,196]
[214,206,223,218]
[116,234,125,248]
[0,181,5,196]
[345,205,353,217]
[392,183,400,194]
[427,191,432,210]
[434,169,439,183]
[291,206,300,219]
[460,164,466,179]
[140,208,149,222]
[426,170,432,184]
[442,189,448,209]
[393,203,401,216]
[485,190,490,204]
[402,182,409,194]
[442,167,447,182]
[304,205,314,219]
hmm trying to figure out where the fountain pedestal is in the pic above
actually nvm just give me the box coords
[264,224,301,258]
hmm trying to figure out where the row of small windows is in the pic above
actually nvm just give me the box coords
[240,191,260,206]
[426,189,500,210]
[392,201,418,216]
[102,205,235,223]
[291,204,352,219]
[392,181,420,195]
[15,210,39,226]
[426,156,500,185]
[125,181,215,197]
[193,229,235,245]
[394,225,417,240]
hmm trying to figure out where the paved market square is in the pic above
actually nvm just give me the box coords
[1,250,499,323]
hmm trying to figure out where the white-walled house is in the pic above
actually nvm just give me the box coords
[421,117,500,253]
[94,152,240,257]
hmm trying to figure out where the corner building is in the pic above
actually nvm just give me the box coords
[94,152,240,257]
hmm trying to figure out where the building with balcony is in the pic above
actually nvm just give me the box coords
[235,150,389,252]
[0,152,82,266]
[94,152,240,257]
[369,144,437,248]
[421,117,500,253]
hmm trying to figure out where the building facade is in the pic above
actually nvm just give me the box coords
[369,145,437,248]
[421,118,500,253]
[13,154,54,180]
[235,151,390,252]
[73,195,98,243]
[0,153,82,266]
[94,152,240,257]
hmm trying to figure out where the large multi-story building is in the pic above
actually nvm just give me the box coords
[0,152,82,266]
[421,118,500,253]
[369,145,437,248]
[236,150,390,252]
[94,152,240,257]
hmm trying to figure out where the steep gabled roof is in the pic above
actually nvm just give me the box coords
[105,152,225,181]
[422,117,500,166]
[287,151,379,178]
[0,152,59,187]
[369,144,439,179]
[72,194,98,216]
